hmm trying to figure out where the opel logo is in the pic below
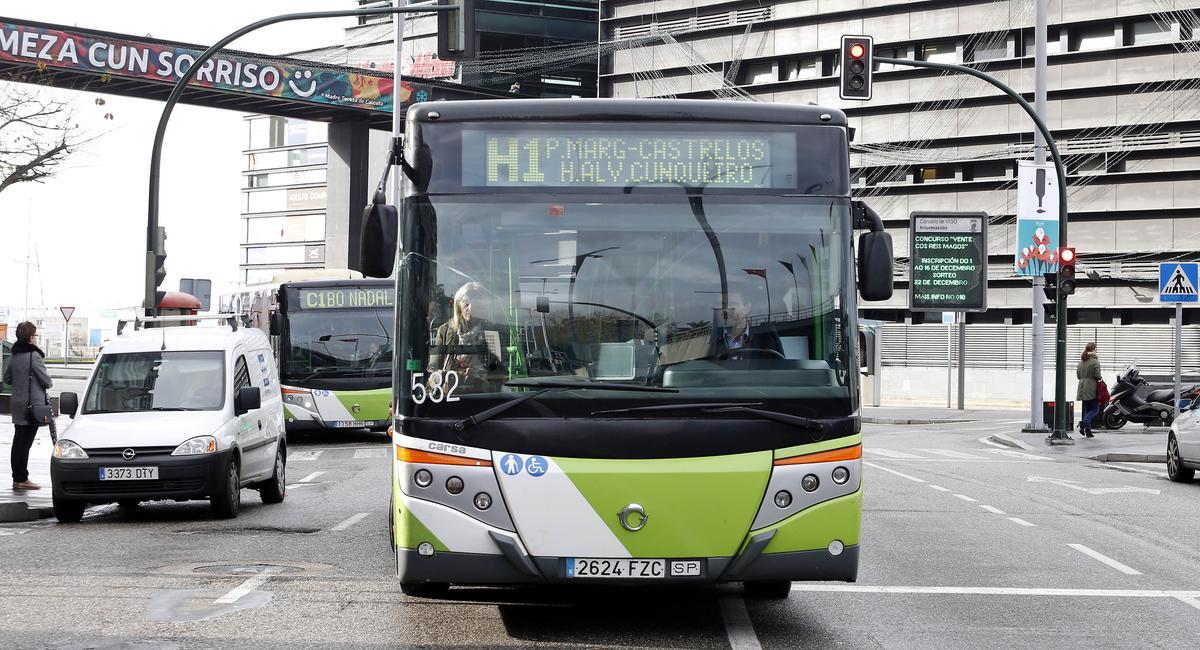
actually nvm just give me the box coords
[122,448,136,460]
[617,504,648,532]
[352,404,361,414]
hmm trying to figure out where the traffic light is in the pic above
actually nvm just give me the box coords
[153,226,167,308]
[839,35,874,101]
[1042,272,1057,322]
[1058,247,1077,297]
[437,0,476,61]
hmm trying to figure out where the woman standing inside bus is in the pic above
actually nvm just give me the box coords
[2,322,53,489]
[1077,342,1102,438]
[427,282,500,392]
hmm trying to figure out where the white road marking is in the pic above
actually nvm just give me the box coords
[1175,596,1200,611]
[953,494,978,503]
[980,505,1006,515]
[719,595,762,650]
[298,471,325,483]
[330,512,372,532]
[1007,517,1036,527]
[214,566,283,605]
[0,528,31,536]
[985,449,1054,461]
[790,585,1197,598]
[288,450,324,462]
[918,448,987,460]
[928,485,951,492]
[1068,544,1142,575]
[1028,476,1160,495]
[353,448,386,459]
[1103,462,1168,478]
[865,448,925,459]
[863,461,925,483]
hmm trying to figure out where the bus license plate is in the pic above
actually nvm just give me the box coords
[98,466,158,481]
[329,421,363,428]
[567,558,666,579]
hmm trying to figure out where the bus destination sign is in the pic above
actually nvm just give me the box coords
[908,212,988,313]
[298,288,394,310]
[462,129,799,189]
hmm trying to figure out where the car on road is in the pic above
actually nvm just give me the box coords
[49,318,287,522]
[1167,398,1199,483]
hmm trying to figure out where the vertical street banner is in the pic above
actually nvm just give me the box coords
[909,212,989,313]
[1015,161,1060,276]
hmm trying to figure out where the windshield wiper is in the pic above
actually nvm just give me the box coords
[591,402,824,432]
[453,379,677,433]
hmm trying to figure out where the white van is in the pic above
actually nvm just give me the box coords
[51,318,287,522]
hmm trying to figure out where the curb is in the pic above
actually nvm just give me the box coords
[1089,453,1168,463]
[862,417,971,425]
[987,433,1035,450]
[0,501,54,523]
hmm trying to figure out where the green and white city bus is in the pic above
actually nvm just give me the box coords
[223,271,394,433]
[377,98,894,597]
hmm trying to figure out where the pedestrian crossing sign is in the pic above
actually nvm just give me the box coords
[1159,262,1199,303]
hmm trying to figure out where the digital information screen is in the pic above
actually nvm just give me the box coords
[909,212,988,313]
[298,288,394,310]
[461,128,799,189]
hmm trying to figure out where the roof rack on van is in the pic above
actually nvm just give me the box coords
[117,314,240,335]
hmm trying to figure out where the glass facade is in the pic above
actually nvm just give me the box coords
[240,115,329,284]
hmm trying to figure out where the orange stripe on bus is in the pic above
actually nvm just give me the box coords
[396,446,492,467]
[774,444,862,466]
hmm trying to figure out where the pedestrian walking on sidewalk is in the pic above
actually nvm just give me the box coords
[1076,342,1102,438]
[1,322,53,490]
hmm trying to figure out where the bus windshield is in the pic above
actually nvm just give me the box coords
[281,287,395,384]
[399,194,856,418]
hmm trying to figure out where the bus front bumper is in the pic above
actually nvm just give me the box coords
[397,545,858,586]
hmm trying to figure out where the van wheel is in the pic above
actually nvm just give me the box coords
[1168,436,1195,483]
[259,446,286,504]
[743,581,792,599]
[400,582,449,598]
[211,457,241,519]
[53,497,85,523]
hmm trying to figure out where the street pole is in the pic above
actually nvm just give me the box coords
[144,3,454,316]
[957,312,966,410]
[392,0,406,209]
[947,316,952,408]
[1027,0,1050,432]
[1176,302,1183,419]
[876,56,1071,443]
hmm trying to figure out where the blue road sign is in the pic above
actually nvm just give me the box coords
[1159,263,1198,303]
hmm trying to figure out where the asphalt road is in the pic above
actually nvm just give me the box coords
[2,418,1199,648]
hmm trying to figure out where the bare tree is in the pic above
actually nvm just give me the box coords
[0,81,96,195]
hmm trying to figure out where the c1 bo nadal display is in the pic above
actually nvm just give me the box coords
[908,212,989,313]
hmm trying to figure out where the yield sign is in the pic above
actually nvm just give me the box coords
[59,306,75,322]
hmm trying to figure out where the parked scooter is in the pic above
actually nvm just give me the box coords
[1103,365,1200,429]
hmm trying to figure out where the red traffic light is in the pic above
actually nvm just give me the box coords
[849,43,866,59]
[1059,247,1075,264]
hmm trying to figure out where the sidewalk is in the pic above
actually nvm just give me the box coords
[862,405,1027,425]
[0,415,56,523]
[994,425,1168,463]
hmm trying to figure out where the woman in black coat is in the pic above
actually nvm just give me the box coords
[2,321,52,490]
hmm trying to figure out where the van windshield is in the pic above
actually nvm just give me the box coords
[83,352,226,413]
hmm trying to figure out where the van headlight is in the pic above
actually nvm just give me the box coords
[53,440,88,459]
[172,436,217,456]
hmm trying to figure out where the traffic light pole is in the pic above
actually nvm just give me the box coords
[876,57,1072,443]
[144,3,455,316]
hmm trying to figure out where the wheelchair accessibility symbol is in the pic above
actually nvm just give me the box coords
[524,455,548,477]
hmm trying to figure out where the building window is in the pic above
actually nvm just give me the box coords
[869,166,909,185]
[244,146,327,172]
[243,187,327,214]
[915,165,955,183]
[919,41,957,64]
[742,61,777,85]
[247,117,285,150]
[964,161,1009,181]
[245,245,324,265]
[242,168,327,189]
[1129,19,1177,45]
[969,34,1010,62]
[874,47,901,72]
[1021,29,1063,56]
[245,214,327,244]
[1071,25,1117,51]
[783,57,818,80]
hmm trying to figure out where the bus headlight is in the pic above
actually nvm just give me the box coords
[832,466,850,485]
[773,490,792,509]
[473,492,492,511]
[414,469,433,487]
[417,542,435,557]
[801,474,820,492]
[53,440,88,459]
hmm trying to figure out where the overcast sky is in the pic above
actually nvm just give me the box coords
[0,1,353,324]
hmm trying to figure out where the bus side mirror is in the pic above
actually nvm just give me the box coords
[858,231,894,301]
[358,191,398,278]
[268,312,280,337]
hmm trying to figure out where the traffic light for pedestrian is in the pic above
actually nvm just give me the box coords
[153,226,167,307]
[437,0,476,61]
[839,35,874,101]
[1058,247,1077,297]
[1042,272,1057,321]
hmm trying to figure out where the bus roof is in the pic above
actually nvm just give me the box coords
[408,98,848,127]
